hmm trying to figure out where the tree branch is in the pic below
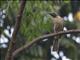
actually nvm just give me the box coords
[13,29,80,57]
[5,1,26,60]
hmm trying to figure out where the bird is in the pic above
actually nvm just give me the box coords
[49,13,64,52]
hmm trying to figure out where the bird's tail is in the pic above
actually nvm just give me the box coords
[53,37,59,51]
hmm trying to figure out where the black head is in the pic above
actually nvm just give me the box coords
[49,13,57,17]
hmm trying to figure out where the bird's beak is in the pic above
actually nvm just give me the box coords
[49,13,53,16]
[48,13,57,17]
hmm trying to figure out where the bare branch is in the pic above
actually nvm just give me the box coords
[5,1,26,60]
[13,29,80,57]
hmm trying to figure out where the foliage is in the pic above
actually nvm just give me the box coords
[20,1,54,41]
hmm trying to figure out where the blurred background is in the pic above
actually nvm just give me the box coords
[0,0,80,60]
